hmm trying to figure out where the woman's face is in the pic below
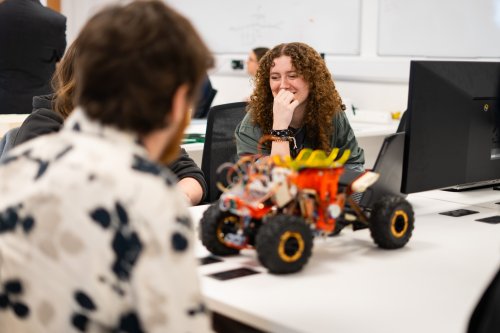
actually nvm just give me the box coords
[269,55,309,105]
[246,51,258,77]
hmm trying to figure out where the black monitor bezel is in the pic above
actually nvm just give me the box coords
[401,60,500,193]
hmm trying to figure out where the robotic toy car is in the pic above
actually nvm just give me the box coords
[200,148,414,274]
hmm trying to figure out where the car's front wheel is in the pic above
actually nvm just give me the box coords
[256,215,313,274]
[200,204,241,255]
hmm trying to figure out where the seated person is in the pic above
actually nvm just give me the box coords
[235,42,364,171]
[6,36,206,205]
[0,1,212,331]
[246,46,269,78]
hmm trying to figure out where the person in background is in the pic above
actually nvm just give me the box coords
[246,46,269,78]
[2,36,207,205]
[235,42,364,171]
[0,0,66,114]
[0,1,213,332]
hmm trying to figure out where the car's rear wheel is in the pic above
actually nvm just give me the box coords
[369,195,414,249]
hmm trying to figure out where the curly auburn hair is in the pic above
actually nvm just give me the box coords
[249,42,344,152]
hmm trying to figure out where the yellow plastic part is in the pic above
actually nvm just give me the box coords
[272,148,351,170]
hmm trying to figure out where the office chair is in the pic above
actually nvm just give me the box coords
[201,102,247,203]
[396,110,407,133]
[192,77,217,119]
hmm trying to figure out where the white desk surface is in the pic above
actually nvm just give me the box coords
[349,120,399,138]
[185,118,207,135]
[0,114,29,137]
[181,119,206,158]
[1,113,398,141]
[1,113,395,169]
[191,188,500,333]
[413,188,500,211]
[181,118,399,168]
[182,118,399,138]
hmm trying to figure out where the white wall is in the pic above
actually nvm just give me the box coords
[61,0,120,44]
[205,0,409,113]
[60,0,500,116]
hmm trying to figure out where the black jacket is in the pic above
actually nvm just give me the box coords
[468,267,500,333]
[11,94,208,201]
[12,94,63,146]
[0,0,66,114]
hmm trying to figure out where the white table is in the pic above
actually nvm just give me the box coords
[350,120,400,169]
[181,119,207,166]
[191,187,500,333]
[0,114,29,137]
[1,113,398,169]
[181,118,400,168]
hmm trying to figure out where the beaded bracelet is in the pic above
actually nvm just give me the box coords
[270,129,292,137]
[270,135,297,149]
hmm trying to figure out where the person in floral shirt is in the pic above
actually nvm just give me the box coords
[0,1,213,332]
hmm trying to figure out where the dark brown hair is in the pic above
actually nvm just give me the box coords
[74,0,213,135]
[249,42,343,152]
[253,47,269,61]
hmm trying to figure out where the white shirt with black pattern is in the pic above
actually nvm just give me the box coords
[0,108,211,333]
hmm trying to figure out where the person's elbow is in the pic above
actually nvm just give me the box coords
[177,177,204,205]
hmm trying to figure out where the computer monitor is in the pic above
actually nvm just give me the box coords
[401,60,500,193]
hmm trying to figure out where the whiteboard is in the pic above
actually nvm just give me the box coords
[166,0,361,55]
[378,0,500,58]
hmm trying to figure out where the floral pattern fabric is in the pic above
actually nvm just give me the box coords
[0,108,210,333]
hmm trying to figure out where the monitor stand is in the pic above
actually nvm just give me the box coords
[442,179,500,192]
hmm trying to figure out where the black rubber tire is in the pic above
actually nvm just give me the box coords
[256,215,313,274]
[200,204,240,255]
[369,195,415,249]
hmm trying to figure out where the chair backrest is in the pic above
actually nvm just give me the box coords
[358,132,406,208]
[201,102,247,203]
[396,110,407,133]
[192,77,217,119]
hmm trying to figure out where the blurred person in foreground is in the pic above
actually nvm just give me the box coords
[0,1,213,332]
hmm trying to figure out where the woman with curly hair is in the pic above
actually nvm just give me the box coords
[235,42,365,170]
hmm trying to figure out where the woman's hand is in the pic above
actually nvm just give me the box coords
[272,90,299,130]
